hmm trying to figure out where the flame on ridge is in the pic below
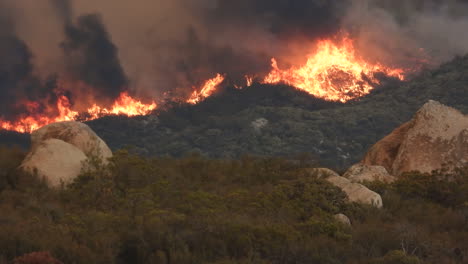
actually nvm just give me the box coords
[87,92,157,118]
[0,92,157,133]
[0,36,412,133]
[264,37,405,102]
[186,73,225,104]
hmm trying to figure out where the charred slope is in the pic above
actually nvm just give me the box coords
[87,55,468,169]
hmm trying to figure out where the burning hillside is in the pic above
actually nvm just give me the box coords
[0,92,157,133]
[263,37,405,102]
[0,37,411,133]
[0,33,409,133]
[2,0,468,133]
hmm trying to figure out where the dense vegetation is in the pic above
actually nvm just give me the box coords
[87,55,468,169]
[0,146,466,264]
[2,55,468,169]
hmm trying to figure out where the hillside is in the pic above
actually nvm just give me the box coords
[1,55,467,169]
[87,55,468,169]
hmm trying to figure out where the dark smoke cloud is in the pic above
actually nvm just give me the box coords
[344,0,468,67]
[152,0,350,97]
[61,13,128,103]
[117,0,351,97]
[196,0,348,39]
[0,12,59,120]
[50,0,73,25]
[0,0,128,121]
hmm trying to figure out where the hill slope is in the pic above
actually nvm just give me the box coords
[1,55,468,169]
[87,55,468,169]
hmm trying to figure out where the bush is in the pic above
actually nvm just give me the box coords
[0,146,466,263]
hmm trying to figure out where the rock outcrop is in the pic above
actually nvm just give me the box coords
[334,213,351,226]
[21,139,87,187]
[21,121,112,187]
[326,175,383,208]
[32,121,112,159]
[363,101,468,175]
[302,167,340,178]
[343,164,396,183]
[306,168,383,208]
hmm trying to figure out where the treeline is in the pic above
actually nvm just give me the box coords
[0,146,467,264]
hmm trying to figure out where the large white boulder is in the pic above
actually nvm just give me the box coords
[326,175,383,208]
[334,213,351,226]
[21,121,112,188]
[306,168,383,208]
[343,164,396,183]
[363,101,468,175]
[302,167,340,178]
[31,121,112,160]
[21,139,87,187]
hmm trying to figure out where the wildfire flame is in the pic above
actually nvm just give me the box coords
[0,96,79,133]
[87,92,157,119]
[187,73,225,104]
[0,36,412,134]
[264,37,405,102]
[0,92,156,133]
[245,75,253,87]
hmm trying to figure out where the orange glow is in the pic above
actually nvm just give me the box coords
[0,92,156,133]
[187,73,225,104]
[0,36,413,134]
[264,37,405,102]
[87,92,157,118]
[245,75,253,87]
[0,96,79,133]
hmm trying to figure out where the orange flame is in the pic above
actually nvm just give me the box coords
[0,36,412,133]
[245,75,253,87]
[0,92,156,133]
[87,92,157,118]
[0,96,79,133]
[187,74,225,104]
[264,37,405,102]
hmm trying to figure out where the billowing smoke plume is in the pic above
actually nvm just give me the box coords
[0,10,59,121]
[0,0,128,121]
[61,14,128,103]
[344,0,468,67]
[1,0,468,121]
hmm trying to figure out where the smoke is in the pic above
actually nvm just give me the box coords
[47,0,351,98]
[344,0,468,67]
[61,14,128,104]
[50,0,73,25]
[1,0,468,121]
[0,9,59,120]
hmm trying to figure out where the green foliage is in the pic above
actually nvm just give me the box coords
[0,147,467,263]
[393,167,468,207]
[84,55,468,170]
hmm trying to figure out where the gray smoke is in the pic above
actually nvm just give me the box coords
[0,10,60,120]
[61,13,128,104]
[344,0,468,67]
